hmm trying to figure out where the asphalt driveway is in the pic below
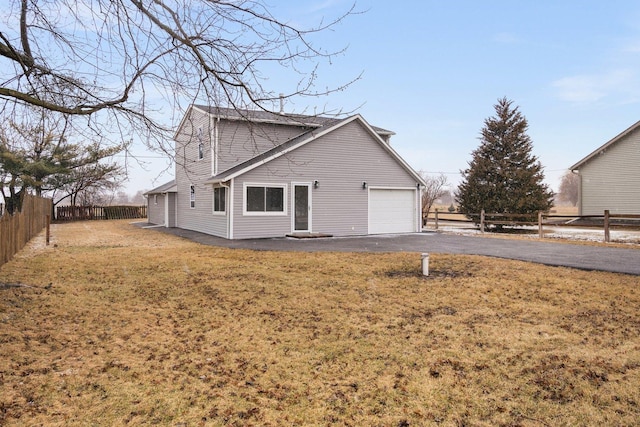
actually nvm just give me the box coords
[143,225,640,276]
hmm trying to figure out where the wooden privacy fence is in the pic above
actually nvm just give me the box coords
[427,209,640,243]
[0,194,52,267]
[56,205,147,221]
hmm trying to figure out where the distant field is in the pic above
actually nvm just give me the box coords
[548,205,579,216]
[1,220,639,426]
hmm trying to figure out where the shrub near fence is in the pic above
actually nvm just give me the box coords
[0,194,52,267]
[56,205,147,221]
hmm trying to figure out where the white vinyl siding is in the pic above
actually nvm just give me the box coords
[147,193,166,225]
[174,109,227,237]
[231,120,420,239]
[173,108,422,239]
[166,193,177,227]
[578,128,640,215]
[216,121,308,172]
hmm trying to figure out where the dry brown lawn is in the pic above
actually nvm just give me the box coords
[1,220,639,426]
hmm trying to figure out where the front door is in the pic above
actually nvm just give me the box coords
[293,183,311,232]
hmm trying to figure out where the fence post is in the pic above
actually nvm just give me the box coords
[434,209,439,230]
[604,209,610,243]
[538,211,543,239]
[46,214,51,246]
[480,209,485,233]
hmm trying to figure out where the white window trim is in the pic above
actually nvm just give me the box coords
[212,186,227,216]
[242,182,288,216]
[153,194,158,205]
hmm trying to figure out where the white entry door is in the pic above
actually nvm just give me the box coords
[293,183,311,232]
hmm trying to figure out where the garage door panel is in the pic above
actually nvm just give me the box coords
[369,189,416,234]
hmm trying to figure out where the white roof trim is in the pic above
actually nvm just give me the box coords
[570,119,640,171]
[173,104,198,141]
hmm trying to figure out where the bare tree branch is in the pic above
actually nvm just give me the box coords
[0,0,359,147]
[419,172,450,224]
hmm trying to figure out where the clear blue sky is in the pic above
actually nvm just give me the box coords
[132,0,640,195]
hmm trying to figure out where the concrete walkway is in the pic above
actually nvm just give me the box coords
[143,225,640,276]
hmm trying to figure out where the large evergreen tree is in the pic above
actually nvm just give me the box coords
[456,98,553,225]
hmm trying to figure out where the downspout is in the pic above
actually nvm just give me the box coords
[228,179,234,239]
[416,184,423,231]
[209,114,214,176]
[163,192,169,227]
[213,117,220,175]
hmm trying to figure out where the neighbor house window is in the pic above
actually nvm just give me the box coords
[197,142,204,160]
[244,184,286,214]
[213,187,226,213]
[190,185,195,208]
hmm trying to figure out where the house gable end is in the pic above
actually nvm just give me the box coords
[229,118,422,239]
[570,119,640,170]
[573,121,640,215]
[207,115,425,186]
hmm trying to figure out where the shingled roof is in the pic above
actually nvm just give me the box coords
[191,105,394,137]
[144,179,176,195]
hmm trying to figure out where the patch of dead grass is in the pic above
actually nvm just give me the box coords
[1,220,639,426]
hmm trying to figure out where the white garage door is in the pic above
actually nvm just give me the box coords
[369,189,417,234]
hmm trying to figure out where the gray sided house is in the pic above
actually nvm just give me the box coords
[146,105,426,239]
[570,120,640,215]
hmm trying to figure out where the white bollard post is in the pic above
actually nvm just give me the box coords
[421,253,429,276]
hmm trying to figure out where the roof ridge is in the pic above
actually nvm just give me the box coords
[191,104,394,135]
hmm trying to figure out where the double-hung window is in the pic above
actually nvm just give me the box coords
[213,187,226,214]
[244,184,286,215]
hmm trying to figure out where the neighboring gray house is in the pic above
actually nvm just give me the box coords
[146,105,426,239]
[569,120,640,215]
